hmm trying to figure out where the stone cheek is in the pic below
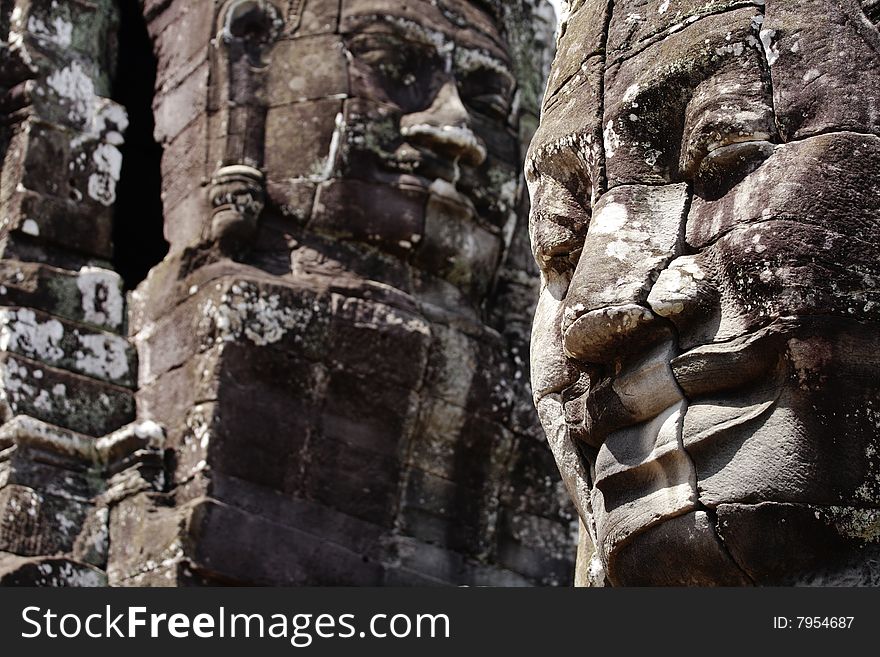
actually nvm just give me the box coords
[685,132,880,342]
[310,178,428,259]
[267,35,349,105]
[413,183,504,303]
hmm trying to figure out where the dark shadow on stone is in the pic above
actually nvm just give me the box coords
[112,0,167,290]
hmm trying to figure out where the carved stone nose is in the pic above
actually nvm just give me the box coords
[400,80,487,166]
[559,183,692,365]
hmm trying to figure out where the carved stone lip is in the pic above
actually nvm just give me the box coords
[404,144,462,184]
[564,346,681,448]
[567,316,869,452]
[394,141,493,205]
[400,123,487,166]
[426,177,477,215]
[669,321,793,400]
[571,350,777,448]
[565,371,683,450]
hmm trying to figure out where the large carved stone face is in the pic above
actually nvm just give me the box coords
[528,0,880,585]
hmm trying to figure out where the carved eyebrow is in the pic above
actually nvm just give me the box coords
[453,48,515,86]
[345,14,454,53]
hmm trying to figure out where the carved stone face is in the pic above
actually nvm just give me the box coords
[305,0,520,303]
[195,1,521,307]
[341,1,517,211]
[529,0,880,585]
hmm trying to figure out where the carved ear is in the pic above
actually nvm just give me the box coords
[208,0,280,216]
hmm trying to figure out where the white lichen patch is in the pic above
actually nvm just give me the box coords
[27,14,73,48]
[605,239,638,262]
[76,267,124,329]
[590,201,628,235]
[0,358,64,417]
[786,337,832,390]
[46,61,96,125]
[759,28,779,66]
[0,316,129,392]
[604,120,621,158]
[623,84,641,104]
[7,8,31,65]
[818,507,880,542]
[201,283,314,347]
[190,407,211,451]
[802,68,821,84]
[40,56,128,207]
[45,561,105,587]
[0,308,65,361]
[55,510,77,537]
[74,333,130,382]
[134,420,165,442]
[89,100,129,143]
[22,219,40,236]
[715,41,745,57]
[88,142,123,206]
[751,233,767,253]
